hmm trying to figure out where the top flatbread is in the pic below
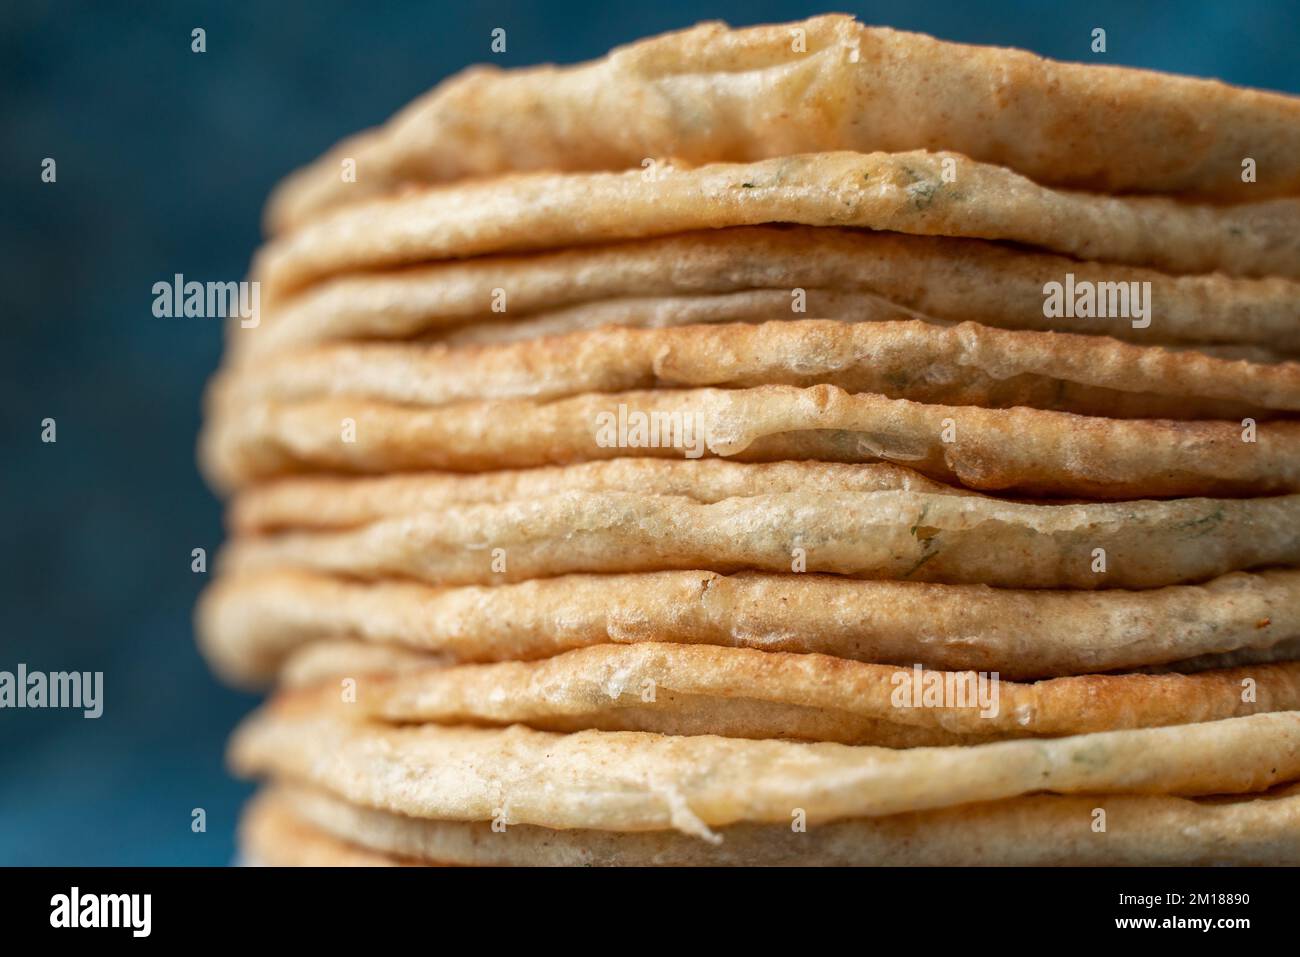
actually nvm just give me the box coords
[265,15,1300,231]
[254,151,1300,301]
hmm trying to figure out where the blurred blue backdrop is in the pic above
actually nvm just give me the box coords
[1,0,1298,865]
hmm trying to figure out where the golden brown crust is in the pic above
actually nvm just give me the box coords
[200,384,1300,497]
[226,458,969,534]
[214,489,1300,591]
[229,704,1300,835]
[212,320,1300,422]
[277,782,1300,866]
[207,567,1300,682]
[196,568,1300,687]
[229,229,1300,361]
[254,152,1300,303]
[277,640,436,688]
[239,790,424,867]
[266,15,1300,231]
[275,640,1300,747]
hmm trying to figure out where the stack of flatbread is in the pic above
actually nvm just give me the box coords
[198,15,1300,866]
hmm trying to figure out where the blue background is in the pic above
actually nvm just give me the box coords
[2,0,1298,865]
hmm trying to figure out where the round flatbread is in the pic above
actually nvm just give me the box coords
[266,15,1300,231]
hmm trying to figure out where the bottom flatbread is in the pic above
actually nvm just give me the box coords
[240,790,423,867]
[249,783,1300,866]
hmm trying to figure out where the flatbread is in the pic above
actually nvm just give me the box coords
[432,292,923,348]
[230,228,1300,359]
[200,384,1300,497]
[284,633,1300,690]
[429,296,1294,363]
[215,490,1300,591]
[228,459,969,534]
[196,567,1300,686]
[213,319,1300,422]
[255,151,1300,303]
[239,790,421,867]
[228,703,1300,835]
[279,639,437,687]
[268,782,1300,866]
[265,15,1300,232]
[275,640,1300,747]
